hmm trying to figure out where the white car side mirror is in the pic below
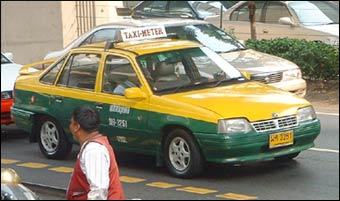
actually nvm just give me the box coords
[279,17,295,26]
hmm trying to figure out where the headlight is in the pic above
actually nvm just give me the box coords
[218,118,252,134]
[297,106,316,122]
[1,91,12,100]
[282,68,302,81]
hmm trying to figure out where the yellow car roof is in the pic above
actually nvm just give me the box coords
[78,39,201,55]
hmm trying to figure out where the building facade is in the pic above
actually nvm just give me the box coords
[1,1,125,64]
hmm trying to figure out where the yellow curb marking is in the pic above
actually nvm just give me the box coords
[216,193,258,200]
[48,167,74,173]
[146,182,181,189]
[17,162,49,168]
[120,176,146,183]
[1,159,20,164]
[176,186,218,194]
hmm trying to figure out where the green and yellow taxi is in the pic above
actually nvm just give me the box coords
[12,26,320,178]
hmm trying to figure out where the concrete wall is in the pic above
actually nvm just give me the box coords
[1,1,124,64]
[61,1,77,48]
[1,1,63,64]
[95,1,123,26]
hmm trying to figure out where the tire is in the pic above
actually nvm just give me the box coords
[37,116,72,159]
[274,152,300,162]
[163,128,204,179]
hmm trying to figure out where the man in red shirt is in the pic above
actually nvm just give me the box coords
[67,105,125,200]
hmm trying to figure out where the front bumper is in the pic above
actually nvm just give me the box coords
[269,78,307,97]
[196,119,320,164]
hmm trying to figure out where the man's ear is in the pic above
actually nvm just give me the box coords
[73,121,81,133]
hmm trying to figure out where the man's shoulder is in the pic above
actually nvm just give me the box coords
[84,141,108,153]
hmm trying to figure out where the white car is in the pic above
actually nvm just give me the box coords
[207,1,339,47]
[1,52,22,92]
[43,18,306,97]
[1,52,22,124]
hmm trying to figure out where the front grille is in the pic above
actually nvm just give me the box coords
[251,72,283,84]
[251,115,298,132]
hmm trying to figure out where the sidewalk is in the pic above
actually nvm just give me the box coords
[305,80,339,114]
[309,101,339,114]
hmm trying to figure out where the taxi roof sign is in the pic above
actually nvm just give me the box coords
[121,26,167,42]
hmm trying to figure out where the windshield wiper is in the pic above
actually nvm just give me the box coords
[173,82,202,93]
[214,76,245,87]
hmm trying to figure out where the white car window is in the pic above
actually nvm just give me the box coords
[288,1,339,26]
[82,29,117,45]
[230,1,265,22]
[265,2,290,24]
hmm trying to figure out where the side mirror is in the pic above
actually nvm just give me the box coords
[125,87,146,100]
[3,52,14,60]
[279,17,295,26]
[241,71,251,80]
[180,13,194,19]
[116,7,132,16]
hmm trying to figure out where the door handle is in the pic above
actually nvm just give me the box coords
[55,96,63,103]
[95,102,103,110]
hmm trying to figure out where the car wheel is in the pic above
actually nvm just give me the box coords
[163,128,204,178]
[274,152,300,161]
[37,116,72,159]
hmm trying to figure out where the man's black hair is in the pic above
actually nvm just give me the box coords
[72,105,100,132]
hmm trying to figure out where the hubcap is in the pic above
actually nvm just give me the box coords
[40,121,59,154]
[168,137,190,171]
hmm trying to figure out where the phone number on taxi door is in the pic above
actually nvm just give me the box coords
[109,118,128,128]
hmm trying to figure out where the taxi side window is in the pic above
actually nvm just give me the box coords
[40,57,66,84]
[102,55,140,96]
[57,53,101,91]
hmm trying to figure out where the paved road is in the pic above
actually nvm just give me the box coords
[1,112,338,200]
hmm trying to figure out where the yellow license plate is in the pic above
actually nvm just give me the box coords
[269,130,294,149]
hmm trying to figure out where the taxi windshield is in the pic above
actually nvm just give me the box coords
[165,24,245,53]
[137,46,245,94]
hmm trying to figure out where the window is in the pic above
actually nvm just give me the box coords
[81,29,117,45]
[168,1,193,17]
[137,1,167,15]
[165,24,244,53]
[40,57,66,84]
[288,1,339,25]
[264,2,290,24]
[102,55,140,96]
[57,53,101,91]
[230,1,265,22]
[191,1,225,18]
